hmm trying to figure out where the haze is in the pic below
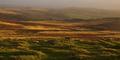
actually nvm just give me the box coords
[0,0,120,10]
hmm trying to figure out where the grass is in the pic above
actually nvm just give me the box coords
[0,37,119,60]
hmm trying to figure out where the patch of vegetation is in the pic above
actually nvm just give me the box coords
[0,37,119,60]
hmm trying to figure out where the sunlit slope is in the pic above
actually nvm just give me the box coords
[0,19,23,29]
[0,19,71,30]
[0,18,120,31]
[0,8,120,31]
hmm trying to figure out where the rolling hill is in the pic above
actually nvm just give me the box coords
[0,18,120,31]
[1,7,120,21]
[0,7,120,31]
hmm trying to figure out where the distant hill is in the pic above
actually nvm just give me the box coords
[91,19,120,31]
[0,8,120,21]
[56,8,120,19]
[0,7,120,31]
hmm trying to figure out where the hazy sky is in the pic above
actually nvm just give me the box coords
[0,0,120,10]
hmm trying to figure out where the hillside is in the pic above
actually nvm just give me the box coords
[1,8,120,21]
[0,8,120,60]
[0,18,120,31]
[0,8,120,31]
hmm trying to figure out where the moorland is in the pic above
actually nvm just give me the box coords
[0,8,120,60]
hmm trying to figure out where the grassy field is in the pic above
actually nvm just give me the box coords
[0,37,120,60]
[0,20,120,60]
[0,29,120,60]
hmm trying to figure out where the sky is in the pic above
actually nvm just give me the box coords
[0,0,120,10]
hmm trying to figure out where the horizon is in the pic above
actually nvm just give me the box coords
[0,0,120,10]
